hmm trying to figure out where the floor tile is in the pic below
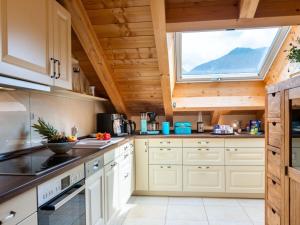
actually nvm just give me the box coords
[238,199,264,207]
[209,221,253,225]
[126,205,167,220]
[122,218,165,225]
[243,205,265,221]
[168,197,203,206]
[205,205,249,222]
[203,198,239,206]
[166,205,207,221]
[133,196,169,205]
[165,220,209,225]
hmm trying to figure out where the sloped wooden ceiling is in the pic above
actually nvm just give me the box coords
[80,0,165,115]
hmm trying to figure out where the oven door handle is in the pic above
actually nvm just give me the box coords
[41,184,85,211]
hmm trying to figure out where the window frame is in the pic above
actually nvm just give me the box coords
[176,26,290,82]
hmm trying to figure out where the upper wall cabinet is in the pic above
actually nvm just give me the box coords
[0,0,72,89]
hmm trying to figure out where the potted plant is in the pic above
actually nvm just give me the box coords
[32,118,78,154]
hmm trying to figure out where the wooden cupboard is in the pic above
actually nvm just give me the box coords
[0,0,72,89]
[86,169,105,225]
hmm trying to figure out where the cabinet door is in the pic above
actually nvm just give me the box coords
[149,165,182,191]
[224,138,265,148]
[225,166,264,193]
[52,1,72,89]
[0,0,52,84]
[119,157,131,206]
[135,139,149,191]
[104,162,119,224]
[183,166,225,192]
[148,138,182,148]
[225,148,265,165]
[86,169,105,225]
[183,148,224,165]
[183,138,224,148]
[149,147,182,165]
[17,213,37,225]
[130,145,135,194]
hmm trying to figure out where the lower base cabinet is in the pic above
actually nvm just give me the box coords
[86,169,105,225]
[18,213,38,225]
[149,165,182,191]
[225,166,265,193]
[119,157,132,206]
[183,166,225,192]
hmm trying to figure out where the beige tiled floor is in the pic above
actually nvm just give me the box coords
[116,196,264,225]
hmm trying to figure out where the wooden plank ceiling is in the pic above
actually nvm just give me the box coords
[80,0,165,115]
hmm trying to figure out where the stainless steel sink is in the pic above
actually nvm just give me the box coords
[73,137,125,149]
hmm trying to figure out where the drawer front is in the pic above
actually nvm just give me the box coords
[104,147,120,165]
[183,148,224,165]
[17,212,37,225]
[268,121,282,148]
[0,188,37,225]
[120,142,131,157]
[225,166,265,193]
[224,138,265,148]
[149,148,182,165]
[182,138,224,148]
[267,149,281,180]
[268,92,281,118]
[148,139,182,148]
[267,177,281,211]
[267,203,280,225]
[149,165,182,191]
[225,148,265,165]
[183,165,225,192]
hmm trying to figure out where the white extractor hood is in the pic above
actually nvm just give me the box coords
[0,76,50,92]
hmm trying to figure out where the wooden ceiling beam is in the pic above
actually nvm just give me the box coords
[150,0,173,121]
[63,0,128,115]
[239,0,260,19]
[166,15,300,32]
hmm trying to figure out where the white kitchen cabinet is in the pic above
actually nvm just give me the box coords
[148,138,182,148]
[183,166,225,192]
[0,188,37,225]
[149,165,182,192]
[86,169,105,225]
[129,142,135,194]
[17,213,37,225]
[135,139,149,191]
[0,0,72,89]
[225,166,265,193]
[183,148,224,165]
[225,138,264,148]
[51,0,72,89]
[225,148,265,165]
[149,147,182,165]
[183,138,224,148]
[119,156,131,206]
[104,160,119,224]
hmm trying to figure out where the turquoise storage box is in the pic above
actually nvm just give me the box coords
[174,122,192,134]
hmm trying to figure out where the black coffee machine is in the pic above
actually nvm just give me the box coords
[97,113,127,136]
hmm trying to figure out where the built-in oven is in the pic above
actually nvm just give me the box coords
[37,165,86,225]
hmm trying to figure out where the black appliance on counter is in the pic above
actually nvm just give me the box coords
[97,113,127,136]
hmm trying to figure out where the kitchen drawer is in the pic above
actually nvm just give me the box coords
[149,148,182,165]
[225,148,264,165]
[183,165,225,192]
[224,138,265,148]
[267,148,281,180]
[148,138,182,148]
[268,121,282,148]
[17,212,37,225]
[0,188,37,225]
[267,203,281,225]
[182,138,224,148]
[267,176,281,211]
[268,92,281,118]
[149,165,182,191]
[183,148,224,165]
[120,142,131,157]
[104,147,121,165]
[225,166,265,193]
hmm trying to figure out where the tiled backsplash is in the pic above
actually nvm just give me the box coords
[0,90,112,154]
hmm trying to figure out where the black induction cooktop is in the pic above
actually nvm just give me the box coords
[0,149,79,176]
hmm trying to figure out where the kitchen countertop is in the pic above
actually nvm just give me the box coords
[0,136,134,204]
[134,132,265,138]
[0,132,264,204]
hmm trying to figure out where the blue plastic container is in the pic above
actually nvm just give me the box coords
[162,121,170,135]
[174,122,192,135]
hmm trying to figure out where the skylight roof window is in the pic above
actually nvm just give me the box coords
[176,27,290,82]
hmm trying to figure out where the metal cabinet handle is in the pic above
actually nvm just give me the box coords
[160,166,164,168]
[197,148,202,151]
[167,141,171,144]
[56,60,61,79]
[50,58,56,78]
[234,149,238,151]
[206,166,210,169]
[124,154,129,159]
[167,166,171,168]
[0,211,16,224]
[198,166,202,169]
[124,173,129,178]
[198,141,202,144]
[160,148,164,151]
[206,148,209,151]
[226,149,230,151]
[167,148,171,151]
[111,162,117,168]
